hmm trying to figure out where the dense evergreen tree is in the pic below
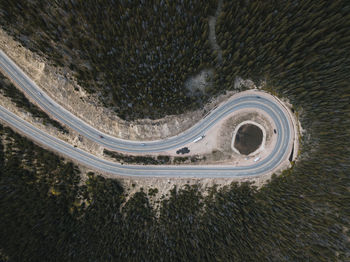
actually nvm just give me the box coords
[0,0,218,120]
[0,0,350,261]
[0,72,68,133]
[0,123,349,260]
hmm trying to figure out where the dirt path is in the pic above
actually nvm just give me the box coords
[209,0,223,63]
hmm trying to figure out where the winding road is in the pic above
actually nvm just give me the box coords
[0,49,294,178]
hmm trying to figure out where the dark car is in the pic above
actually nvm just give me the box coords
[99,135,104,138]
[176,147,190,154]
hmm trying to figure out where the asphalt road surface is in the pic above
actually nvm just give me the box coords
[0,49,294,178]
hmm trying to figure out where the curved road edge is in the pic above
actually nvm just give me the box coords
[0,49,296,178]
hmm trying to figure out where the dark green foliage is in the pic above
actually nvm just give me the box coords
[0,0,218,120]
[215,0,350,132]
[173,156,189,164]
[157,155,170,164]
[0,125,80,261]
[120,191,155,260]
[104,149,201,165]
[158,185,204,260]
[0,124,349,261]
[104,148,170,165]
[0,72,68,133]
[148,188,159,196]
[1,0,350,261]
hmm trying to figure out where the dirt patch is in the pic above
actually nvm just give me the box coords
[218,110,274,156]
[185,69,213,95]
[234,124,263,155]
[94,170,264,209]
[208,0,223,63]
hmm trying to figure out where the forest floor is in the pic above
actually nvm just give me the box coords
[209,0,223,63]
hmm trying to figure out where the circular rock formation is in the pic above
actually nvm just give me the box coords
[233,124,263,155]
